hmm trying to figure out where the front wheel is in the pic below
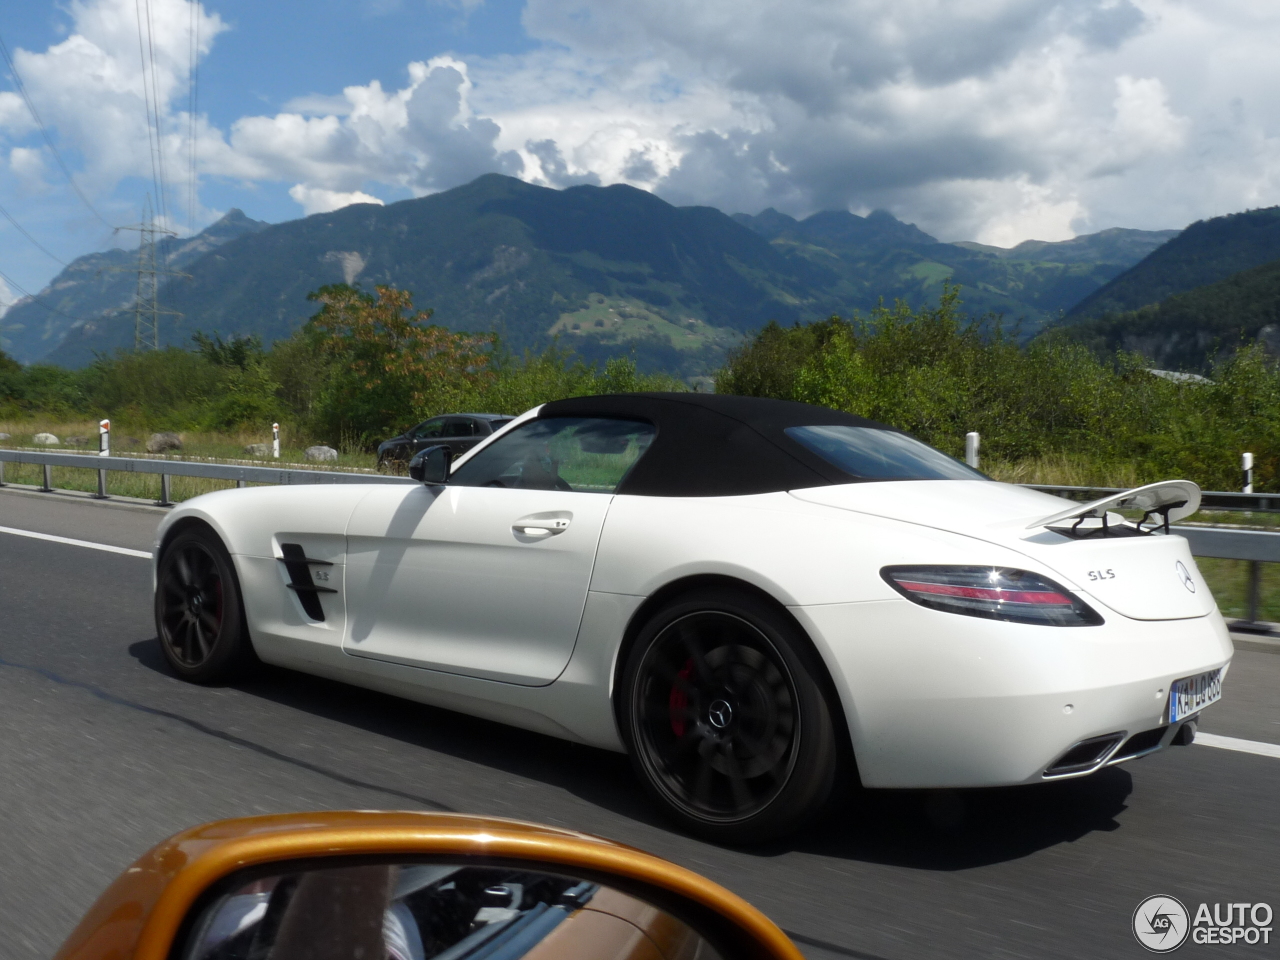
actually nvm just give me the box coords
[620,589,840,844]
[154,528,255,683]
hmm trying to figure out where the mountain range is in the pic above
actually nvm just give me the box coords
[1051,206,1280,370]
[1062,206,1280,322]
[1,209,268,365]
[2,174,1181,371]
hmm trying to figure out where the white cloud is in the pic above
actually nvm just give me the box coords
[2,0,1280,246]
[494,0,1280,239]
[9,147,49,193]
[0,2,523,221]
[212,56,523,210]
[288,184,385,215]
[1,0,225,228]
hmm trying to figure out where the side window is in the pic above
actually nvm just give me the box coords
[441,418,478,438]
[411,419,445,440]
[449,417,656,493]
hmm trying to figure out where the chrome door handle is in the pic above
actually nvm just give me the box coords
[512,518,571,538]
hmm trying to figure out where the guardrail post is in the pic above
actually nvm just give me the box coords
[1246,561,1261,624]
[96,469,108,499]
[965,432,980,469]
[236,479,246,488]
[159,473,172,506]
[41,463,52,492]
[0,459,5,486]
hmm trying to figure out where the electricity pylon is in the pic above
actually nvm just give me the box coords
[115,196,187,350]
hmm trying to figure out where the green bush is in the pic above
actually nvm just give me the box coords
[0,352,86,418]
[718,286,1280,490]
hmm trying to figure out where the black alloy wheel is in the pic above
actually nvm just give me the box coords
[155,528,254,683]
[621,589,840,843]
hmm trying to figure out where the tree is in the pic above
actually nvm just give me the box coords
[306,284,496,444]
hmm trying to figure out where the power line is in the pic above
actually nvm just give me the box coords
[187,0,199,235]
[0,32,116,230]
[132,0,163,233]
[0,203,66,265]
[140,0,171,229]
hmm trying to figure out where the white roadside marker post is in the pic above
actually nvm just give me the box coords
[965,432,980,470]
[1242,452,1261,624]
[273,422,280,460]
[96,419,110,499]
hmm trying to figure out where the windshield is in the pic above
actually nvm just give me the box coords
[785,425,986,481]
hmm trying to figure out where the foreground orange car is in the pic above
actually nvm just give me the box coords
[54,811,803,960]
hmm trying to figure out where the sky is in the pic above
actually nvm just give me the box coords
[1,0,1279,311]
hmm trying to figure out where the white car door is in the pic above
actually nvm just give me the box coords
[342,415,656,686]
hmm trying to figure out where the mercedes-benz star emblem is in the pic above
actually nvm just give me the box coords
[1175,561,1196,593]
[707,699,734,729]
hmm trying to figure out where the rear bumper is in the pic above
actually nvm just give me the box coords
[791,598,1233,788]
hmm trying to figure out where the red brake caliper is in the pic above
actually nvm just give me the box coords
[669,659,693,737]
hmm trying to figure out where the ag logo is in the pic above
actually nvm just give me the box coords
[1175,561,1196,593]
[1134,895,1190,952]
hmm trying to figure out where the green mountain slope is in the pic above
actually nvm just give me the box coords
[27,175,1177,371]
[1064,206,1280,320]
[1055,257,1280,371]
[47,176,840,370]
[733,209,1175,329]
[0,209,267,364]
[954,226,1180,265]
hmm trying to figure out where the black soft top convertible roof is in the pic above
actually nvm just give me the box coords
[538,392,897,497]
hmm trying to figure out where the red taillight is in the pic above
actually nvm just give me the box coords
[892,579,1072,606]
[882,566,1103,626]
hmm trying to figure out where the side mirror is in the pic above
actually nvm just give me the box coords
[52,812,804,960]
[408,444,452,484]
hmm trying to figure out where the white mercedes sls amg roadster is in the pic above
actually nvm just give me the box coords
[152,393,1232,842]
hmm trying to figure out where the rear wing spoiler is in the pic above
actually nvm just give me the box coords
[1028,480,1201,535]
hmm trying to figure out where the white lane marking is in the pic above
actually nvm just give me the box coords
[1196,731,1280,760]
[0,524,151,559]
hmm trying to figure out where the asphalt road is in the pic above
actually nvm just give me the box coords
[1,486,1278,960]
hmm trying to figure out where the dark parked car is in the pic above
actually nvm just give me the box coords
[376,413,513,471]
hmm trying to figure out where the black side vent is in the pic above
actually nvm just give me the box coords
[1044,733,1125,777]
[278,543,335,622]
[1114,726,1169,760]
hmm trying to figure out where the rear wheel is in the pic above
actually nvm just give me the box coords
[620,589,839,844]
[154,528,254,683]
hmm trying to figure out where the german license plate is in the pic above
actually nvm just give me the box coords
[1169,669,1222,722]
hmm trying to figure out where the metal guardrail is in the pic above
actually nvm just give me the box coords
[1174,526,1280,562]
[1,450,1276,628]
[0,449,413,505]
[1026,483,1280,514]
[1176,524,1280,633]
